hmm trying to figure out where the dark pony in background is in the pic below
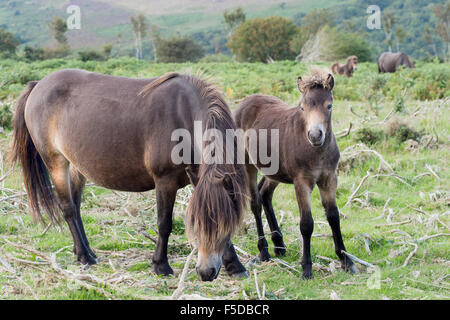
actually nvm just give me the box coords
[10,70,247,281]
[378,52,415,73]
[234,67,356,279]
[331,56,358,77]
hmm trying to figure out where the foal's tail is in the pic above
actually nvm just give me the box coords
[9,81,59,223]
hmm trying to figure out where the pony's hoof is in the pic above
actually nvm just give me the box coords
[153,263,174,276]
[258,251,271,262]
[232,271,249,279]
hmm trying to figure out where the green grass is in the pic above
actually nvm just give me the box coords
[0,59,448,300]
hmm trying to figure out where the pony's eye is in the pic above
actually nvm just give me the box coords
[327,104,332,110]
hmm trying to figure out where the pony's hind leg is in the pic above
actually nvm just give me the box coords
[69,165,96,258]
[247,165,270,261]
[50,157,97,265]
[258,177,286,257]
[152,178,177,276]
[317,173,356,274]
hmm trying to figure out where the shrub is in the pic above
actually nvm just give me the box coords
[78,50,105,62]
[156,36,204,63]
[354,127,385,145]
[24,46,45,61]
[199,53,233,63]
[0,102,13,130]
[227,16,299,62]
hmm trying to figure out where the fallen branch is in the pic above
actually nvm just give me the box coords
[341,250,375,269]
[171,247,197,300]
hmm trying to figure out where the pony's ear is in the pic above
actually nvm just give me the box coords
[325,73,334,90]
[185,167,199,186]
[297,76,306,93]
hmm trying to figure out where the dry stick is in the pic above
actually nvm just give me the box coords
[417,233,450,242]
[336,122,353,138]
[376,218,412,228]
[171,247,197,300]
[425,164,440,180]
[341,250,374,269]
[253,269,262,300]
[403,243,419,267]
[345,171,371,207]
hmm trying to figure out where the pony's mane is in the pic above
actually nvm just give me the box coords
[299,66,333,92]
[139,71,247,252]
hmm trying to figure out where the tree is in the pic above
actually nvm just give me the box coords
[156,36,204,63]
[130,14,148,60]
[223,7,246,37]
[0,28,19,57]
[423,25,438,57]
[227,16,299,62]
[394,26,407,52]
[382,10,395,52]
[149,24,161,62]
[290,9,333,55]
[48,17,68,45]
[432,1,450,61]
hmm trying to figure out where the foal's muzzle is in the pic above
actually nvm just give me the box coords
[308,128,325,147]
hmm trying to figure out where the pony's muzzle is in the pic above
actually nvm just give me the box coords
[196,252,222,281]
[307,127,325,147]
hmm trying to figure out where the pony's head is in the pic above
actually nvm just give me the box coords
[185,164,247,281]
[297,67,335,148]
[347,55,358,71]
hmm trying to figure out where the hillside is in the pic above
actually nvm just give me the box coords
[0,0,448,59]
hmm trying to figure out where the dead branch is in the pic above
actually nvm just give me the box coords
[171,247,196,300]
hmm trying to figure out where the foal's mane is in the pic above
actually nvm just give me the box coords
[299,67,333,92]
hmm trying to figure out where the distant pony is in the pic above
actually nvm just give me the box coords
[331,56,358,77]
[378,52,415,73]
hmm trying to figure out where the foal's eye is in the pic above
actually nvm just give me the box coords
[327,104,332,110]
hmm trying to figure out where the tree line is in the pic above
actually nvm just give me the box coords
[0,2,449,63]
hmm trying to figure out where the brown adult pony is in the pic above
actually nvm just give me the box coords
[331,56,358,77]
[10,69,248,281]
[378,52,415,73]
[234,68,356,279]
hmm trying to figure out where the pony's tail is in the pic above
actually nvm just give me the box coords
[9,81,59,224]
[185,86,247,251]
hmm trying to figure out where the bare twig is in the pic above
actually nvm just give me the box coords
[171,247,196,300]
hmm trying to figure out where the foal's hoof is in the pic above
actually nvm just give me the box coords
[78,253,98,265]
[153,263,174,276]
[274,246,286,257]
[302,271,314,280]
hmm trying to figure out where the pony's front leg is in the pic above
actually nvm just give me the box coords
[294,176,314,279]
[152,179,178,276]
[318,173,357,274]
[222,239,248,278]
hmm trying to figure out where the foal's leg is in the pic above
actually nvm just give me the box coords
[318,173,357,274]
[247,165,270,261]
[258,177,286,256]
[50,158,96,264]
[69,166,96,258]
[293,176,314,279]
[222,239,248,278]
[152,179,177,276]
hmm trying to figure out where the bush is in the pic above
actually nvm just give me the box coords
[78,50,105,62]
[353,127,385,145]
[227,16,299,62]
[156,36,204,63]
[24,46,45,61]
[199,53,233,63]
[0,102,13,130]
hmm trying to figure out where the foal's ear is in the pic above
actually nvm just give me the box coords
[325,73,334,90]
[297,76,306,94]
[185,167,199,186]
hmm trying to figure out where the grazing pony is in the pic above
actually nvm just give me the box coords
[331,56,358,77]
[378,52,414,73]
[10,70,248,281]
[234,68,356,279]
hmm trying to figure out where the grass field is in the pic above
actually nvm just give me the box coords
[0,59,448,300]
